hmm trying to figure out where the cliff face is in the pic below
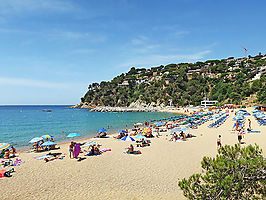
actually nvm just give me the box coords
[77,54,266,108]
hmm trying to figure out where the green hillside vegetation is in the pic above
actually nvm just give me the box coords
[82,54,266,107]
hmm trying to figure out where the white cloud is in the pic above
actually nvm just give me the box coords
[47,30,108,42]
[0,0,76,14]
[69,48,95,55]
[0,28,107,43]
[0,77,83,89]
[131,36,148,45]
[118,50,212,69]
[173,30,190,37]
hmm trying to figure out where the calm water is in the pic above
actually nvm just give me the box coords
[0,105,174,149]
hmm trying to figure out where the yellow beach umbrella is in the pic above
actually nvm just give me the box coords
[143,128,152,132]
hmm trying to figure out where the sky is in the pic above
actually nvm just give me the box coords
[0,0,265,105]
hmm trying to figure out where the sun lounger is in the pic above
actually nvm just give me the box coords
[248,130,261,133]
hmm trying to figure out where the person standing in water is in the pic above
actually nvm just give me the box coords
[217,135,222,149]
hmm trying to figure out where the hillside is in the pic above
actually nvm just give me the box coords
[79,53,266,108]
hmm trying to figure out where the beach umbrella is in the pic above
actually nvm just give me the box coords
[29,137,43,143]
[66,133,80,138]
[180,127,189,132]
[155,122,165,127]
[81,141,96,148]
[171,127,182,133]
[41,141,57,146]
[143,128,152,132]
[135,135,147,140]
[97,128,107,133]
[167,121,174,125]
[117,130,127,134]
[121,136,135,142]
[234,116,244,120]
[0,143,10,150]
[41,134,54,139]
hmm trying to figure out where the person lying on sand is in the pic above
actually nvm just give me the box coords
[126,144,134,154]
[44,153,64,162]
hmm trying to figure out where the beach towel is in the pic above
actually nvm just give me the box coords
[123,150,141,155]
[0,170,6,178]
[74,143,81,158]
[33,155,52,160]
[102,148,111,152]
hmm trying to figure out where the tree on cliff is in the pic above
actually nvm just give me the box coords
[178,144,266,200]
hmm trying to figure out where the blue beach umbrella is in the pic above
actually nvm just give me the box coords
[29,137,43,143]
[155,122,165,126]
[121,136,135,142]
[171,127,182,133]
[41,141,57,146]
[180,127,189,132]
[97,129,107,133]
[66,133,80,138]
[135,135,147,140]
[117,130,127,134]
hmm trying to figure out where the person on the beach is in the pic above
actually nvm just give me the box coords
[126,144,134,154]
[248,119,251,131]
[94,146,102,155]
[69,141,74,158]
[11,146,16,154]
[235,121,239,131]
[4,149,10,159]
[237,130,243,144]
[217,135,222,149]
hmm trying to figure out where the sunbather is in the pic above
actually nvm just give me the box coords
[126,144,134,154]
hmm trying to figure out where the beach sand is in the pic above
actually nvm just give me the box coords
[1,108,265,200]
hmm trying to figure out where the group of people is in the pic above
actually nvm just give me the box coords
[69,141,81,159]
[69,141,103,159]
[0,146,17,159]
[85,144,102,156]
[169,131,192,141]
[33,138,56,152]
[217,116,253,149]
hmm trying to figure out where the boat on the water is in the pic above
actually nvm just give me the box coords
[41,109,52,112]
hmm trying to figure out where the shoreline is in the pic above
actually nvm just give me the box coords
[15,109,186,153]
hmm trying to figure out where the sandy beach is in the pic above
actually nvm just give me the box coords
[1,107,265,200]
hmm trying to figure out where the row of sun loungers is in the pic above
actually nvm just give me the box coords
[208,115,229,128]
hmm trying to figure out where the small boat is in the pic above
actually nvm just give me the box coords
[42,109,52,112]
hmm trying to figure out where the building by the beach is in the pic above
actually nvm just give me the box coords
[201,98,218,107]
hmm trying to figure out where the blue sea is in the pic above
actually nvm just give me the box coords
[0,105,174,150]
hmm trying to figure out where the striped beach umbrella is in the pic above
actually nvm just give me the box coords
[81,141,96,148]
[121,136,135,142]
[41,134,54,139]
[0,143,10,150]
